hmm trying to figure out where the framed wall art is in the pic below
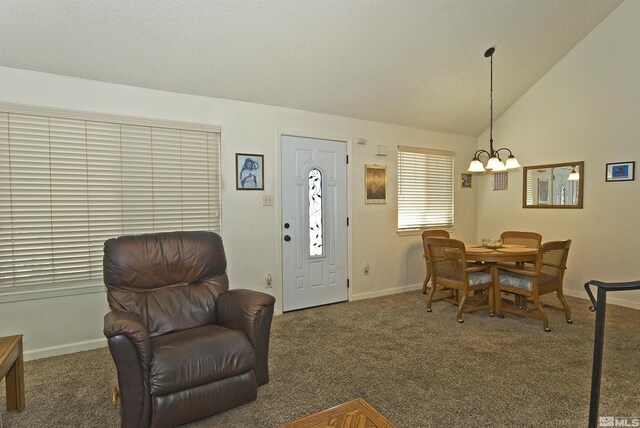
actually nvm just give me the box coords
[365,164,387,204]
[461,173,472,188]
[492,172,508,191]
[236,153,264,190]
[605,161,635,182]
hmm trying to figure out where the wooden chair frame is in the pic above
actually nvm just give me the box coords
[495,240,572,331]
[426,238,493,323]
[421,230,450,295]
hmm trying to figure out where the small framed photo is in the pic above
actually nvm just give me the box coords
[461,173,472,188]
[606,161,635,182]
[365,164,387,204]
[236,153,264,190]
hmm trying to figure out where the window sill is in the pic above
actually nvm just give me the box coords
[0,283,105,304]
[397,227,456,237]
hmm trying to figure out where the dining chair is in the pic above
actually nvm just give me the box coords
[495,240,572,331]
[500,231,543,308]
[426,238,493,323]
[421,229,450,294]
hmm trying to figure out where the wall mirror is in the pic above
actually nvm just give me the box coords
[523,161,584,208]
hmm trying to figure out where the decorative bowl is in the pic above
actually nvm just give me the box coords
[482,238,503,249]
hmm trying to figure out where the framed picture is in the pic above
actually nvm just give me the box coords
[236,153,264,190]
[492,172,508,191]
[606,161,635,182]
[365,164,387,204]
[461,173,472,188]
[538,179,549,204]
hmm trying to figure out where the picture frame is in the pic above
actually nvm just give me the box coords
[365,164,387,204]
[461,173,472,189]
[605,161,635,182]
[538,179,549,204]
[236,153,264,190]
[492,172,508,191]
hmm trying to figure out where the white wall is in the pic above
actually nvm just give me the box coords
[476,0,640,309]
[0,66,478,359]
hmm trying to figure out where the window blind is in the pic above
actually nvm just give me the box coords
[0,110,221,292]
[397,146,454,230]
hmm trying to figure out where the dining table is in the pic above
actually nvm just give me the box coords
[464,244,539,315]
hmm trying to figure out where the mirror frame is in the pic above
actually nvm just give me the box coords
[522,161,584,209]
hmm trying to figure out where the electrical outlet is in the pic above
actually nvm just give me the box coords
[263,195,273,206]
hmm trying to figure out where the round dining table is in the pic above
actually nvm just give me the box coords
[464,244,538,264]
[464,244,539,315]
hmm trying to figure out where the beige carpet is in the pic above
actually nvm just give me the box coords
[1,291,639,427]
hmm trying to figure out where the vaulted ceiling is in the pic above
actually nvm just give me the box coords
[0,0,623,136]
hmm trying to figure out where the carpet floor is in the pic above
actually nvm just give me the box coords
[1,291,638,427]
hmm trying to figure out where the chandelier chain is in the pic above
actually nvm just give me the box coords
[489,52,494,154]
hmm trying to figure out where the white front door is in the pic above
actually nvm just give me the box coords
[281,135,348,312]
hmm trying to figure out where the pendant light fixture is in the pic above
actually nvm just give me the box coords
[468,47,521,173]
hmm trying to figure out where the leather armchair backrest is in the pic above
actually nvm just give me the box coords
[104,231,229,336]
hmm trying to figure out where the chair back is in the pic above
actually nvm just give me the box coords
[103,231,229,336]
[500,231,542,248]
[422,230,450,257]
[426,237,467,285]
[537,240,571,283]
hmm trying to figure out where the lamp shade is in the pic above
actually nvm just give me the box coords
[568,168,580,181]
[492,161,507,172]
[505,155,521,169]
[486,156,501,170]
[468,159,486,172]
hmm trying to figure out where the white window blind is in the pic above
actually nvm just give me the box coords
[0,109,221,293]
[397,146,454,230]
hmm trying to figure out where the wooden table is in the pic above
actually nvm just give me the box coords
[465,245,538,264]
[0,334,25,426]
[465,245,538,314]
[279,398,396,428]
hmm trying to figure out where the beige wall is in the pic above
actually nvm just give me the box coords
[0,66,478,358]
[476,0,640,308]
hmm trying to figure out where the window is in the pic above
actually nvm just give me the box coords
[397,146,454,231]
[0,106,221,294]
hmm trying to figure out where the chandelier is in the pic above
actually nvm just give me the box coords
[468,47,520,173]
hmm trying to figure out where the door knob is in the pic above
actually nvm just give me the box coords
[284,235,291,242]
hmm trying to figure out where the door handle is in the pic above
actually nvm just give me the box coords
[284,235,291,242]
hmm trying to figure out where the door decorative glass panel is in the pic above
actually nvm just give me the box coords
[309,168,323,256]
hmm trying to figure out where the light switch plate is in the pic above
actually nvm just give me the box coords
[263,195,273,206]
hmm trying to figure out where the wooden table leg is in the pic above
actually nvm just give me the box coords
[5,337,25,412]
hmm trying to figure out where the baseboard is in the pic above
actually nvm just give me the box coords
[564,288,640,310]
[24,337,107,361]
[352,283,422,301]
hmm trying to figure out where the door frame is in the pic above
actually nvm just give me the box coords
[274,129,353,314]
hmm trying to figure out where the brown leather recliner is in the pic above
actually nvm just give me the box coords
[102,231,276,428]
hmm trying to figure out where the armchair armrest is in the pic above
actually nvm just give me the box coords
[497,265,539,277]
[216,289,276,385]
[104,310,152,427]
[465,265,490,273]
[104,311,152,369]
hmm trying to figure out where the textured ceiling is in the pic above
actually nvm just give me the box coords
[0,0,623,136]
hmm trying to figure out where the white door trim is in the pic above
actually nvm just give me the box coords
[274,128,353,314]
